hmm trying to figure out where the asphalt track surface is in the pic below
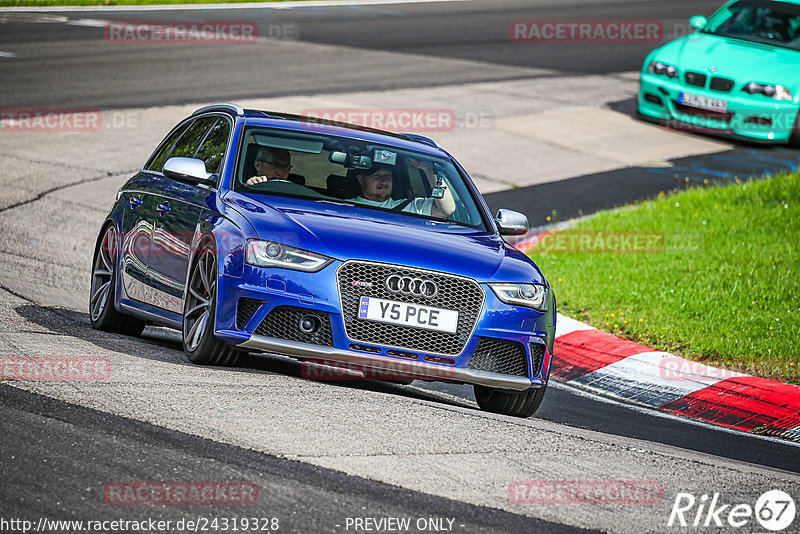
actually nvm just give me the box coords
[2,1,800,532]
[0,0,729,109]
[1,384,582,533]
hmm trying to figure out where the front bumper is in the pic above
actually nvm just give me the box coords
[239,335,537,391]
[214,260,553,391]
[638,72,799,143]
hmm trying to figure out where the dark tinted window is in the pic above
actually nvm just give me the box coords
[169,116,217,159]
[705,0,800,49]
[194,118,231,174]
[145,120,192,172]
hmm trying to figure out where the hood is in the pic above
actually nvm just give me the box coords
[224,192,545,284]
[653,33,800,87]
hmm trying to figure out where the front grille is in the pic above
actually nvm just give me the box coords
[236,297,263,329]
[684,71,707,87]
[673,102,734,123]
[255,306,334,347]
[710,76,735,92]
[466,338,528,378]
[530,343,546,377]
[337,261,484,357]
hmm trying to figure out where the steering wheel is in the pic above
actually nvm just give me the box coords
[248,178,293,188]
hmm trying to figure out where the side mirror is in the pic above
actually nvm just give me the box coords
[495,209,529,236]
[163,157,214,184]
[689,15,707,30]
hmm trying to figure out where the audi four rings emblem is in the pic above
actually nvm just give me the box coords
[385,275,438,298]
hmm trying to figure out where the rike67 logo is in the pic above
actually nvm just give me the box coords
[668,490,795,531]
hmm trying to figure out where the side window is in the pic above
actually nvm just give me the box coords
[169,116,218,160]
[145,120,192,172]
[194,118,231,174]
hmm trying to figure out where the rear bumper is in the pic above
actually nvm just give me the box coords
[238,334,541,391]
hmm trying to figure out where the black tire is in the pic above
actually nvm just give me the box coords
[182,240,243,366]
[89,224,146,337]
[473,381,548,418]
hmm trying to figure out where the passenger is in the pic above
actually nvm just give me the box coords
[246,147,291,185]
[354,158,455,218]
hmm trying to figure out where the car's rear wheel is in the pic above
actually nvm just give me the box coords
[182,241,242,366]
[89,225,146,336]
[473,380,548,418]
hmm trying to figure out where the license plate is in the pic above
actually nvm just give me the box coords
[357,296,458,333]
[679,92,727,113]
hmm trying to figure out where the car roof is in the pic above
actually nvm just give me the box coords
[191,103,449,157]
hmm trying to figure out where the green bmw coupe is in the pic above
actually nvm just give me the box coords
[638,0,800,144]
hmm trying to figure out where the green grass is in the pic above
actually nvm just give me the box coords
[1,0,324,6]
[529,172,800,384]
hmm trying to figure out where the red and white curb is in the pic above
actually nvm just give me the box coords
[553,314,800,442]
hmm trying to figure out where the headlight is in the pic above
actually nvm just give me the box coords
[489,283,548,311]
[743,82,793,101]
[648,61,678,78]
[245,239,332,272]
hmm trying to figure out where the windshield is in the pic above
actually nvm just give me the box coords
[233,126,487,230]
[702,0,800,50]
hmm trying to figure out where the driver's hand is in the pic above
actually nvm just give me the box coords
[246,175,269,186]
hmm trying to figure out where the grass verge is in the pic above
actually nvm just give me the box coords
[528,172,800,384]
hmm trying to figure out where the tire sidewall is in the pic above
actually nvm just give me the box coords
[90,225,118,329]
[182,243,219,359]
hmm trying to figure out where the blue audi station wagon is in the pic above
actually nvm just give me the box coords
[90,103,555,417]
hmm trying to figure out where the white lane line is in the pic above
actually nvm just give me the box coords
[1,0,476,13]
[0,51,16,58]
[67,18,108,27]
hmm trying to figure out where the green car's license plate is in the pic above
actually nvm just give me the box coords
[679,92,728,113]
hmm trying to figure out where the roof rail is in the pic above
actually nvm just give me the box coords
[400,133,439,148]
[192,103,245,117]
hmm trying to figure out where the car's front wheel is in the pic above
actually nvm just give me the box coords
[473,380,548,418]
[89,224,146,336]
[182,241,243,366]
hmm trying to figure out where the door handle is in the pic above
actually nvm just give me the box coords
[129,196,143,208]
[156,202,171,214]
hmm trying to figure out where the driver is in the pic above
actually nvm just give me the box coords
[246,147,291,185]
[354,158,455,218]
